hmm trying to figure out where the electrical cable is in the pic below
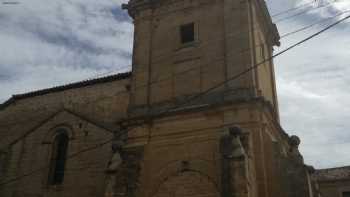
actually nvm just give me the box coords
[1,6,349,188]
[280,9,350,38]
[1,0,343,103]
[271,0,318,17]
[159,14,350,117]
[275,0,342,23]
[1,8,348,128]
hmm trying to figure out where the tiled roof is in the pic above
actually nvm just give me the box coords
[313,166,350,181]
[0,72,131,109]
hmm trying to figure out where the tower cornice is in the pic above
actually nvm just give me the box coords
[254,0,280,46]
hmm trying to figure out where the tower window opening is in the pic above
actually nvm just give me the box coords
[180,23,195,44]
[49,131,69,185]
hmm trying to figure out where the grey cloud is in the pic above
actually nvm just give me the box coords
[274,14,350,168]
[0,74,12,81]
[0,0,350,169]
[0,0,132,68]
[32,26,132,58]
[0,0,132,103]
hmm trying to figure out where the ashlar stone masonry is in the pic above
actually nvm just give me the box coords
[0,0,323,197]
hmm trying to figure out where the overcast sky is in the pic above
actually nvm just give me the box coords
[0,0,350,169]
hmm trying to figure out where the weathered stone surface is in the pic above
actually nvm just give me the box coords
[0,78,130,197]
[0,0,318,197]
[313,166,350,197]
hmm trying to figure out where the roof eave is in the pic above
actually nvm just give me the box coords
[0,72,132,111]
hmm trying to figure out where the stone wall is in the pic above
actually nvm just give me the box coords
[0,77,130,197]
[121,99,309,197]
[314,166,350,197]
[0,0,313,197]
[128,0,265,109]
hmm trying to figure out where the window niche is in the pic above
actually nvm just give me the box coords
[180,22,195,44]
[48,130,69,185]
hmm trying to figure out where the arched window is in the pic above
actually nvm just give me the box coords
[48,130,69,185]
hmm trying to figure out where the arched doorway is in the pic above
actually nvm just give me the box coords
[153,171,219,197]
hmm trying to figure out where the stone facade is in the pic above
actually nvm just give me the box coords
[126,0,279,118]
[0,74,131,197]
[313,166,350,197]
[0,0,317,197]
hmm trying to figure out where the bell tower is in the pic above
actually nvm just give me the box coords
[117,2,314,197]
[123,0,280,117]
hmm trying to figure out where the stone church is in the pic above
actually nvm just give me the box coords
[0,0,346,197]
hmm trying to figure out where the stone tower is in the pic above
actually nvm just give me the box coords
[124,0,280,118]
[117,1,311,197]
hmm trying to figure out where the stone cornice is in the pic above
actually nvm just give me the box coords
[122,0,216,19]
[123,0,280,46]
[254,0,280,46]
[122,0,158,18]
[0,72,131,111]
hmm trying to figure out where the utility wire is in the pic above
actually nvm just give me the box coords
[82,0,346,81]
[271,0,318,17]
[86,0,318,20]
[280,9,350,38]
[0,0,336,87]
[1,4,347,129]
[75,0,344,81]
[1,11,349,189]
[159,14,350,116]
[1,1,20,5]
[1,8,348,127]
[275,0,341,23]
[120,13,350,127]
[0,0,340,101]
[0,119,283,186]
[0,138,114,187]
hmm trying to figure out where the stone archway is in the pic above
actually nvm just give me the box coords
[153,170,219,197]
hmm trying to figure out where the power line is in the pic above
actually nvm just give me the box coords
[88,12,350,149]
[0,0,340,105]
[88,0,318,20]
[1,11,349,189]
[280,9,350,38]
[0,0,336,86]
[1,6,349,188]
[1,4,347,130]
[275,0,341,23]
[271,0,318,17]
[0,137,114,187]
[0,121,234,186]
[128,13,350,127]
[1,1,20,5]
[84,1,346,81]
[1,8,347,127]
[0,119,284,186]
[66,0,345,83]
[85,5,349,87]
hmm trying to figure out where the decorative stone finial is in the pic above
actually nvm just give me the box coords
[289,135,301,147]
